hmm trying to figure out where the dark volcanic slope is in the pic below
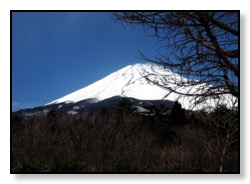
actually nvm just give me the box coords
[12,96,175,116]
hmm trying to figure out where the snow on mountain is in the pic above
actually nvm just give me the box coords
[46,63,235,110]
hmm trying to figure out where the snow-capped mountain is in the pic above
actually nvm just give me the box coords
[46,63,234,110]
[46,63,173,105]
[13,63,235,116]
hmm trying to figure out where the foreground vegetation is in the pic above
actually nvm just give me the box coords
[12,100,239,173]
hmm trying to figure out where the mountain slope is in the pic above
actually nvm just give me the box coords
[45,63,190,108]
[13,63,236,116]
[46,63,234,110]
[46,63,171,105]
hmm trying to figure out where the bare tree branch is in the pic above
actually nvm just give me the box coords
[113,11,239,107]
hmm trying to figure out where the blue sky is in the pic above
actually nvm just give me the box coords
[12,12,159,111]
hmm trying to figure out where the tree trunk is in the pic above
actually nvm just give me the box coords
[219,146,227,172]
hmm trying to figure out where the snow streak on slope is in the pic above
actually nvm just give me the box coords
[46,63,236,110]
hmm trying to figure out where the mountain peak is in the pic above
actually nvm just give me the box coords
[45,63,234,110]
[46,63,172,106]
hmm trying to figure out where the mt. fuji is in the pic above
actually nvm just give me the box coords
[13,63,234,116]
[46,63,174,105]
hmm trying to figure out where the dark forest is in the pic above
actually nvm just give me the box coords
[12,99,239,173]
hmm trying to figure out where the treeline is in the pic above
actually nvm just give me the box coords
[11,99,239,173]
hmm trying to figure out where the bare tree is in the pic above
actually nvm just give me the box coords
[200,105,239,172]
[113,12,239,106]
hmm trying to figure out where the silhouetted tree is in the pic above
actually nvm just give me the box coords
[169,101,186,126]
[114,98,135,113]
[113,98,137,123]
[200,105,238,172]
[46,109,58,133]
[141,104,169,129]
[12,115,24,133]
[113,12,238,106]
[47,109,57,122]
[99,107,110,124]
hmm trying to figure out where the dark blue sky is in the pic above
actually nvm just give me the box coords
[12,12,159,111]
